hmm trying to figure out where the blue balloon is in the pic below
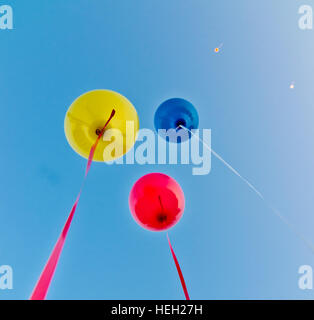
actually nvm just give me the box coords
[154,98,199,143]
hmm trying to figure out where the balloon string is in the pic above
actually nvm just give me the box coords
[167,234,190,300]
[30,109,116,300]
[180,125,314,255]
[158,195,164,212]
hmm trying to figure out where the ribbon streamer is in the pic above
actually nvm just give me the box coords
[30,110,116,300]
[180,125,314,255]
[167,234,190,300]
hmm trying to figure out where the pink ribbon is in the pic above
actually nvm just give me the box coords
[167,234,190,300]
[30,110,116,300]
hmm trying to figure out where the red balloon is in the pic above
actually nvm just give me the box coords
[129,173,185,231]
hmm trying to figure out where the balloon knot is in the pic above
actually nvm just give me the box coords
[95,109,116,136]
[157,214,167,223]
[175,119,186,130]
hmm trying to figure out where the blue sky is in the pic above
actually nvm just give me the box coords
[1,0,314,299]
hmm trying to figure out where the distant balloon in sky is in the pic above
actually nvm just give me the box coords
[154,98,199,143]
[214,43,223,53]
[64,89,139,162]
[129,173,185,231]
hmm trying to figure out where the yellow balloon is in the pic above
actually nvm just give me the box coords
[64,89,139,162]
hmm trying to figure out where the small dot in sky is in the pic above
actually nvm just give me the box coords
[214,43,223,53]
